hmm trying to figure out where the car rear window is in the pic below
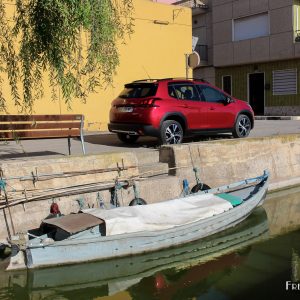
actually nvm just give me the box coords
[119,83,158,98]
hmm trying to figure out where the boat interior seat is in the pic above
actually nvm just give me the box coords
[217,193,243,207]
[243,184,261,201]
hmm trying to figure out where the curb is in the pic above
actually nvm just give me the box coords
[269,177,300,192]
[255,116,300,120]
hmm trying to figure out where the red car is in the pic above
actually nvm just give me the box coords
[108,78,254,144]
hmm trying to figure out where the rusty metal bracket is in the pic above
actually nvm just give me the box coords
[31,167,39,187]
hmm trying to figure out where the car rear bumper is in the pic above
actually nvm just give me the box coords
[108,123,160,137]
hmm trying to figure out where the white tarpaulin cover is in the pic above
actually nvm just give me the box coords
[84,193,233,236]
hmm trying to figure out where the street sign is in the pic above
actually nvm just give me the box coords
[192,36,199,51]
[188,51,200,69]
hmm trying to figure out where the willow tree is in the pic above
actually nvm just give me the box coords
[0,0,134,112]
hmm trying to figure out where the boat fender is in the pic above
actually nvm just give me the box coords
[0,243,11,258]
[44,203,64,219]
[155,273,167,290]
[182,179,190,196]
[41,238,55,246]
[191,183,211,193]
[129,198,147,206]
[10,244,20,257]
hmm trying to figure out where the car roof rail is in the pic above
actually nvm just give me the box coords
[159,77,210,83]
[131,78,210,83]
[186,77,210,83]
[163,77,210,83]
[132,79,160,82]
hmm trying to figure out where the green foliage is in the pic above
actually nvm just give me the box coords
[0,0,134,112]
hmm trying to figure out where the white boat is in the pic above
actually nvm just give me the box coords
[7,170,269,270]
[0,208,268,297]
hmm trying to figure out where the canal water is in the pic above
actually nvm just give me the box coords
[0,187,300,300]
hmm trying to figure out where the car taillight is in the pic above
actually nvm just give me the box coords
[140,98,161,107]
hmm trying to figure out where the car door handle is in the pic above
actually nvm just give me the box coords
[179,104,189,108]
[209,107,215,110]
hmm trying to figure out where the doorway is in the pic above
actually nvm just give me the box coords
[248,73,265,115]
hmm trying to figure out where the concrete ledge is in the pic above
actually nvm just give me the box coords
[160,134,300,188]
[269,177,300,192]
[1,134,300,241]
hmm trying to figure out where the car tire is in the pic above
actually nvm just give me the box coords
[191,183,211,193]
[117,133,139,144]
[160,120,183,144]
[129,198,147,206]
[232,114,251,138]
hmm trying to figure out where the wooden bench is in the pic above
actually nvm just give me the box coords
[0,114,86,155]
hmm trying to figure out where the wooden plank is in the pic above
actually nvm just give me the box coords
[0,122,81,130]
[0,129,80,139]
[0,114,83,122]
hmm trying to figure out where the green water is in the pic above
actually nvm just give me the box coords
[1,188,300,300]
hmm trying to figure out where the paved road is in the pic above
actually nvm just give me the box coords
[0,120,299,160]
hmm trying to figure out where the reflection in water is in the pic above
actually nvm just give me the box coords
[0,208,269,299]
[1,189,300,300]
[292,250,300,282]
[264,186,300,235]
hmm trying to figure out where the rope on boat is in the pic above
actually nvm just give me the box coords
[110,179,123,207]
[133,181,140,199]
[187,144,204,189]
[97,192,106,209]
[1,166,137,182]
[0,178,15,238]
[0,164,195,207]
[0,179,6,191]
[76,198,85,210]
[0,172,263,210]
[0,158,265,210]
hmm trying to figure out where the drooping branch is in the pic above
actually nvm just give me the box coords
[0,1,20,111]
[0,0,134,112]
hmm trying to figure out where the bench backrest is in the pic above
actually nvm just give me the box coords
[0,114,84,140]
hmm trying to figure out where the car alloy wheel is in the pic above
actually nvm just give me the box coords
[160,120,183,144]
[233,114,251,138]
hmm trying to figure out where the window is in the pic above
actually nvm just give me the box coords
[233,13,269,41]
[222,75,232,95]
[197,85,227,103]
[119,83,158,98]
[168,84,200,101]
[272,69,297,95]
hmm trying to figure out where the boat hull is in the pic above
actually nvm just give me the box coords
[24,176,268,269]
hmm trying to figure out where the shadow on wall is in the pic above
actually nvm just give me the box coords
[0,151,63,160]
[84,133,232,148]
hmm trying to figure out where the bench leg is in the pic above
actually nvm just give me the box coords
[80,121,86,155]
[68,136,71,155]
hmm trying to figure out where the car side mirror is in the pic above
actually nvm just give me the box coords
[225,96,233,104]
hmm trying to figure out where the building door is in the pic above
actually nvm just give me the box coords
[248,73,264,115]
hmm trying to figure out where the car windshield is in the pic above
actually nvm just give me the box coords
[119,83,158,98]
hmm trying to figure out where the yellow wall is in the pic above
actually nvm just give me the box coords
[3,0,192,131]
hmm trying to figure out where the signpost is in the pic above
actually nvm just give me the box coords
[185,51,201,79]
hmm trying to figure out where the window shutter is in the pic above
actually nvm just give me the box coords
[272,69,297,95]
